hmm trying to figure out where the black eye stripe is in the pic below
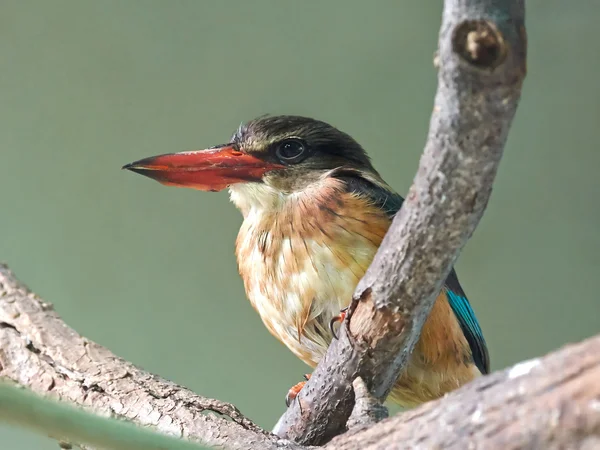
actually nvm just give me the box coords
[274,138,309,164]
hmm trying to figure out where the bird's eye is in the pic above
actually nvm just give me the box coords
[275,139,308,164]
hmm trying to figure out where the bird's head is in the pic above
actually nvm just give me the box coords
[123,115,383,213]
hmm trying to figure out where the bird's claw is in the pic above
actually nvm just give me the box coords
[329,307,349,340]
[285,374,311,406]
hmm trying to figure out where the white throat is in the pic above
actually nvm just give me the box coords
[228,183,290,217]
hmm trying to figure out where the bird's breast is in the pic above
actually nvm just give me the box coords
[235,184,391,365]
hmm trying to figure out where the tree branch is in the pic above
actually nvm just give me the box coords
[273,0,527,444]
[2,264,599,450]
[0,382,207,450]
[0,264,299,450]
[326,335,600,450]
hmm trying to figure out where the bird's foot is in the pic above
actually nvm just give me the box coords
[329,307,349,340]
[285,374,311,406]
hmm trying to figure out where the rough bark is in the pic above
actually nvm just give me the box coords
[273,0,527,444]
[0,264,297,450]
[2,264,599,450]
[326,335,600,450]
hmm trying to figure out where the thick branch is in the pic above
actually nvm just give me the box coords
[0,264,298,450]
[0,383,206,450]
[327,335,600,450]
[273,0,527,444]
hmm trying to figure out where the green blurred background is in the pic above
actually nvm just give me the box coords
[1,1,598,447]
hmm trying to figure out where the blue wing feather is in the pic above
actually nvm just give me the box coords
[337,171,490,374]
[444,269,490,374]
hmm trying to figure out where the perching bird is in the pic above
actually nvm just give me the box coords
[123,115,489,407]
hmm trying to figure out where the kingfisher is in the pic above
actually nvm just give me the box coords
[123,115,489,408]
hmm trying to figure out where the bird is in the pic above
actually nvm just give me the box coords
[123,115,489,408]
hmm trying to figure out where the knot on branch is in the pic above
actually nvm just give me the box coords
[452,20,506,70]
[347,377,388,430]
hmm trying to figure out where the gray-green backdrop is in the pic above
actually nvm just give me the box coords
[2,1,599,448]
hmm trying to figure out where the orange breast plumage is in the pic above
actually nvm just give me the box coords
[234,177,390,366]
[232,176,480,407]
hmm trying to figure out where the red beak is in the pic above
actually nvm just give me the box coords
[122,145,284,192]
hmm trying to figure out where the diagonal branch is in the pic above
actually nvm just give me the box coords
[0,264,299,450]
[325,335,600,450]
[273,0,527,445]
